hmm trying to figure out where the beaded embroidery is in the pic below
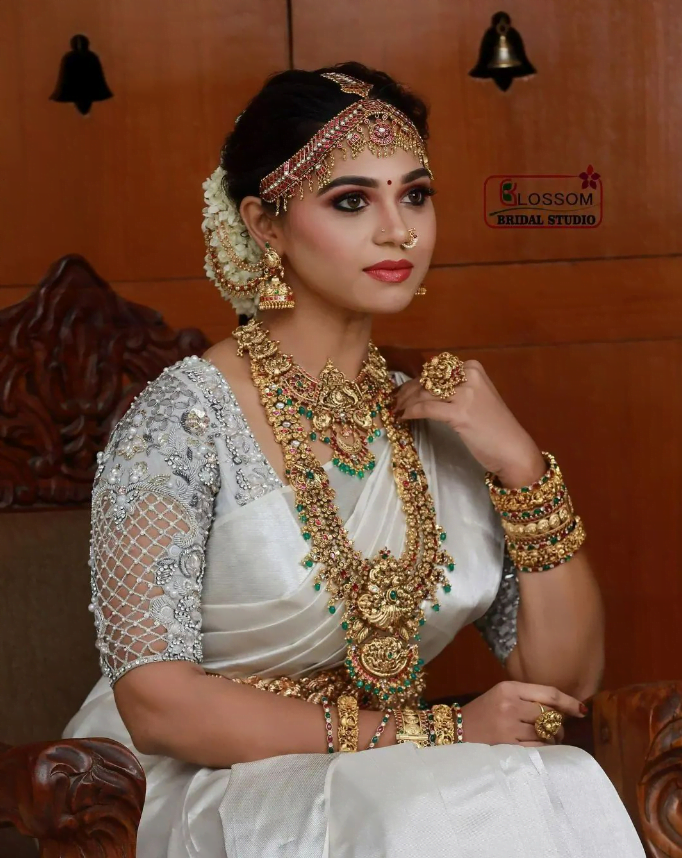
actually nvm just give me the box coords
[90,367,220,685]
[474,547,520,663]
[182,356,283,504]
[89,356,519,687]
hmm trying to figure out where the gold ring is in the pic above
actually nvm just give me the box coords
[535,704,563,741]
[419,352,467,400]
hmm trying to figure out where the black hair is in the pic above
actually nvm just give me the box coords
[220,61,430,208]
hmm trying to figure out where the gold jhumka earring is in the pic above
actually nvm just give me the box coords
[257,243,295,310]
[205,227,295,310]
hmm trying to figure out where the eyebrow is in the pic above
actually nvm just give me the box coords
[317,167,431,196]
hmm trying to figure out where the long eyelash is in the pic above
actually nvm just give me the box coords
[331,191,368,210]
[331,186,437,211]
[407,186,436,203]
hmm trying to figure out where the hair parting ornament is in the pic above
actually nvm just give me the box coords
[259,72,433,214]
[201,71,432,316]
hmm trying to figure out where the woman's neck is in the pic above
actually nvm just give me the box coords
[257,303,373,381]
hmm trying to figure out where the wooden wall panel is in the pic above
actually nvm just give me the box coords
[426,338,682,698]
[292,0,682,696]
[0,0,288,287]
[5,253,675,357]
[292,0,682,266]
[0,277,238,348]
[375,256,682,349]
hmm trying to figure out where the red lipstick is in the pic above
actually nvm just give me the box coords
[363,259,414,283]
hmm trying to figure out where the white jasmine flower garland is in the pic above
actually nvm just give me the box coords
[201,165,264,317]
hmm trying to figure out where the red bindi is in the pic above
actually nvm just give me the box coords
[387,180,392,185]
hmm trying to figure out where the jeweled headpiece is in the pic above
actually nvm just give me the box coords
[259,72,432,213]
[202,71,431,315]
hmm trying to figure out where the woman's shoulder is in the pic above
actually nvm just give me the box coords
[112,337,249,439]
[112,354,218,444]
[201,336,252,385]
[93,355,223,501]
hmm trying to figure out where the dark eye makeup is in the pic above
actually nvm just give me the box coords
[331,185,436,212]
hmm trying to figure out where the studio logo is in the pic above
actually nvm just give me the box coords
[484,166,603,228]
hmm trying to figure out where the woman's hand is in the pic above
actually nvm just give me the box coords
[390,361,545,487]
[459,681,587,747]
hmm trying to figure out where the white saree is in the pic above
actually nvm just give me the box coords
[63,355,644,858]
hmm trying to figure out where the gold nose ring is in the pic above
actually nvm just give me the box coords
[401,228,418,250]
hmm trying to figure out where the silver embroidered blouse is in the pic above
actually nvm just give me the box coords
[89,356,519,686]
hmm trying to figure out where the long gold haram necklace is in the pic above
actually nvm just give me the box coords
[233,319,456,710]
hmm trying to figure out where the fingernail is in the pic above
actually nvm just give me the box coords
[579,703,589,715]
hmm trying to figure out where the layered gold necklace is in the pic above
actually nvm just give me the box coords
[233,319,455,710]
[274,347,385,478]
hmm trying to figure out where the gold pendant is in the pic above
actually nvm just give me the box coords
[233,318,455,710]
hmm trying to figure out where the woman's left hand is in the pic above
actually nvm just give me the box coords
[389,360,546,488]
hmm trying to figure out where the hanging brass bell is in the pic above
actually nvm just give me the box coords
[489,29,521,70]
[469,12,536,92]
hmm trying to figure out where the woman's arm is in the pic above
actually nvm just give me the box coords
[115,661,397,766]
[391,362,605,703]
[504,551,604,700]
[498,458,605,702]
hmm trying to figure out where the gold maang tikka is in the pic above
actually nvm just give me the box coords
[259,73,432,213]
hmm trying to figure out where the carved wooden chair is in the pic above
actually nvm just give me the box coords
[0,256,680,857]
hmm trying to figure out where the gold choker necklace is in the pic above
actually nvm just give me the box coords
[233,319,455,710]
[273,345,385,478]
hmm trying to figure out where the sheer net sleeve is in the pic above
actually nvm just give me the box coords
[474,546,520,664]
[88,366,221,686]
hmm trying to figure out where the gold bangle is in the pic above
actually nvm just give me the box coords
[485,452,565,514]
[418,709,434,746]
[452,701,464,742]
[509,514,580,552]
[431,704,456,745]
[501,500,574,540]
[337,695,360,753]
[509,516,587,573]
[321,696,335,754]
[394,707,430,748]
[367,709,393,750]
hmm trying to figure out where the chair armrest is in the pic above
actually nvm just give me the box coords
[592,680,682,857]
[0,737,145,858]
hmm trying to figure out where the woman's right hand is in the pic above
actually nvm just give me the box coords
[459,681,587,747]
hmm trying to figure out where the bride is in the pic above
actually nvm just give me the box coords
[64,62,644,857]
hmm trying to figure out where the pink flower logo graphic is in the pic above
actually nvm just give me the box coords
[578,165,601,189]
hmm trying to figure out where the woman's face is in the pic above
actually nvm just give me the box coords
[275,147,436,317]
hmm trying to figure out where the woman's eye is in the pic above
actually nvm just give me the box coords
[334,193,368,212]
[405,187,434,206]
